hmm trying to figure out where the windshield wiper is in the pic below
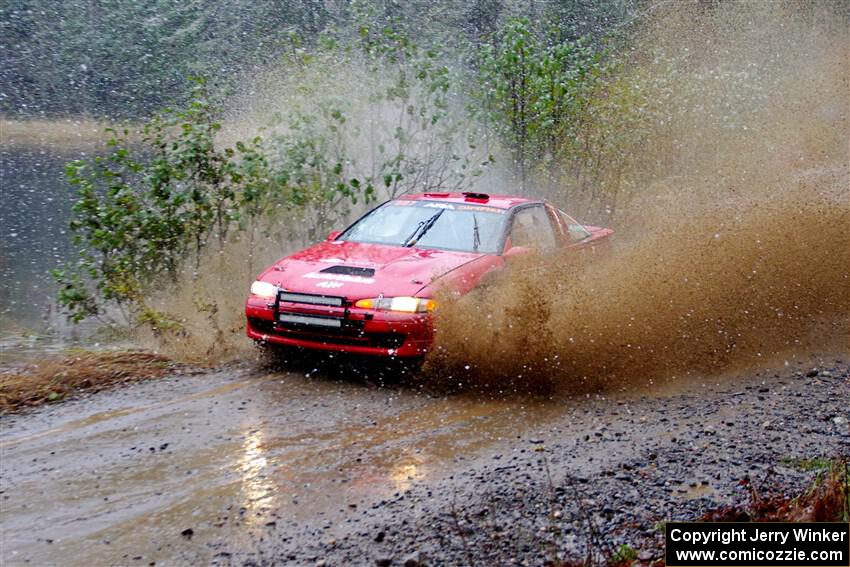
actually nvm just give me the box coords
[403,209,444,247]
[472,213,480,252]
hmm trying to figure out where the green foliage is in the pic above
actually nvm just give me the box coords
[54,78,241,321]
[263,105,374,240]
[356,23,488,197]
[609,544,639,565]
[54,77,370,323]
[474,17,610,191]
[468,16,660,216]
[51,11,652,325]
[781,457,833,472]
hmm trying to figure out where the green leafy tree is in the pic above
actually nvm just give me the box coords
[53,77,369,323]
[263,105,375,241]
[357,24,489,198]
[474,17,608,193]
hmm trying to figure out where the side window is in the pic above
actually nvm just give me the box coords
[509,206,558,252]
[558,210,591,244]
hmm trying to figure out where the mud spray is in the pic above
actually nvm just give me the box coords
[142,2,848,381]
[425,3,850,392]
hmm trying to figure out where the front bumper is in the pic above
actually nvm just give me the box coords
[245,295,433,357]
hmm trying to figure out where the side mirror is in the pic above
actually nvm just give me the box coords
[503,245,532,259]
[326,230,342,242]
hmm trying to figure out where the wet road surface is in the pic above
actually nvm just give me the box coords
[2,356,847,566]
[1,363,568,566]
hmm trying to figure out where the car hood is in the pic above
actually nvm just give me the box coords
[258,240,486,299]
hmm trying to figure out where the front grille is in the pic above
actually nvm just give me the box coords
[277,314,363,333]
[279,313,343,328]
[278,291,345,307]
[248,317,404,349]
[261,288,405,350]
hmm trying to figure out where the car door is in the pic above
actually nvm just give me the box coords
[505,204,559,253]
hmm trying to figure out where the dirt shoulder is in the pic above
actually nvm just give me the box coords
[0,349,187,412]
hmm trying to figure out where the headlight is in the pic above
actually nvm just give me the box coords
[250,281,277,298]
[354,296,436,313]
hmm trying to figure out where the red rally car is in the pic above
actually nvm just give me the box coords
[245,192,613,357]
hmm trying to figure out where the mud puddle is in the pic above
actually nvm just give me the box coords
[1,352,844,566]
[0,364,571,566]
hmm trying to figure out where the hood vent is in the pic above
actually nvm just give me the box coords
[320,265,376,278]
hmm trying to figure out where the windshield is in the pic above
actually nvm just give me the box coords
[340,201,508,254]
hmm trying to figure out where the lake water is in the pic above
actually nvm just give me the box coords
[1,130,91,331]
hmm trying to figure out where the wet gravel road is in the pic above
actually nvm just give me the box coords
[1,355,848,566]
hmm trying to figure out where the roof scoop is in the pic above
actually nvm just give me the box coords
[320,265,376,277]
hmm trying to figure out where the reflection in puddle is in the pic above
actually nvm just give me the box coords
[389,454,426,492]
[239,428,278,526]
